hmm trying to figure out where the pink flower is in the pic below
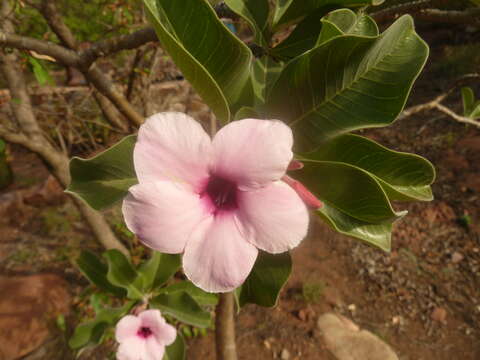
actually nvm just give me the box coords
[123,112,318,292]
[115,309,176,360]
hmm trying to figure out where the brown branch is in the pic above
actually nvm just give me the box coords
[0,30,144,127]
[79,27,158,66]
[414,7,480,24]
[373,2,480,25]
[39,0,77,49]
[371,0,437,22]
[84,65,143,126]
[0,31,80,66]
[434,103,480,128]
[401,98,480,128]
[37,0,138,129]
[0,1,128,255]
[0,27,157,69]
[0,85,88,99]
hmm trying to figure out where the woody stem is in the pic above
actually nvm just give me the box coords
[215,292,238,360]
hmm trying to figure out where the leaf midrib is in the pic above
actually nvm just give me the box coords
[288,25,411,127]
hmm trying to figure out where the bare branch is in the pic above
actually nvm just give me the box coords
[399,74,480,129]
[0,124,30,146]
[39,0,77,49]
[84,65,143,126]
[79,27,158,66]
[0,31,79,66]
[0,1,128,255]
[434,103,480,128]
[415,7,480,24]
[372,1,480,25]
[38,0,141,128]
[371,0,437,22]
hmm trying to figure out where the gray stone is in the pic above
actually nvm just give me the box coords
[317,313,399,360]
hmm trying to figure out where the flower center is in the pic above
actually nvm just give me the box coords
[203,175,237,212]
[137,326,153,338]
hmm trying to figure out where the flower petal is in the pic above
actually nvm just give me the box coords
[145,337,165,360]
[122,181,208,253]
[212,119,293,188]
[138,309,164,328]
[183,213,258,292]
[157,322,177,346]
[134,112,212,191]
[137,310,176,346]
[238,181,309,254]
[115,315,141,343]
[117,337,146,360]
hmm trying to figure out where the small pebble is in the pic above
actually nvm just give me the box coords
[281,348,291,360]
[451,252,464,264]
[431,307,447,323]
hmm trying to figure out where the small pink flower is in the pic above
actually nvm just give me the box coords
[123,112,319,292]
[115,309,176,360]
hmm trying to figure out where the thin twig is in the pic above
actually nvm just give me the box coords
[399,77,480,129]
[371,0,437,22]
[372,1,480,24]
[434,103,480,128]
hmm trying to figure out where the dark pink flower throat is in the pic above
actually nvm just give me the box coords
[202,175,237,212]
[137,326,153,338]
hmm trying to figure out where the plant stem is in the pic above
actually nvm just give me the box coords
[215,292,238,360]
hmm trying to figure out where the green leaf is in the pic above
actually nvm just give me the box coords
[238,251,291,307]
[471,103,480,119]
[151,292,212,327]
[316,204,395,251]
[461,87,480,118]
[273,0,383,29]
[76,251,126,297]
[90,293,109,314]
[317,8,378,45]
[301,134,435,201]
[224,0,270,46]
[462,87,474,116]
[66,135,137,210]
[234,106,261,120]
[297,160,403,222]
[164,334,186,360]
[251,56,283,106]
[270,12,323,60]
[28,56,55,86]
[104,250,143,300]
[143,0,252,123]
[138,252,181,292]
[160,281,218,306]
[69,301,134,349]
[267,15,428,151]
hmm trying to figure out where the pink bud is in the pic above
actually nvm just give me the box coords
[282,175,323,209]
[287,159,304,171]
